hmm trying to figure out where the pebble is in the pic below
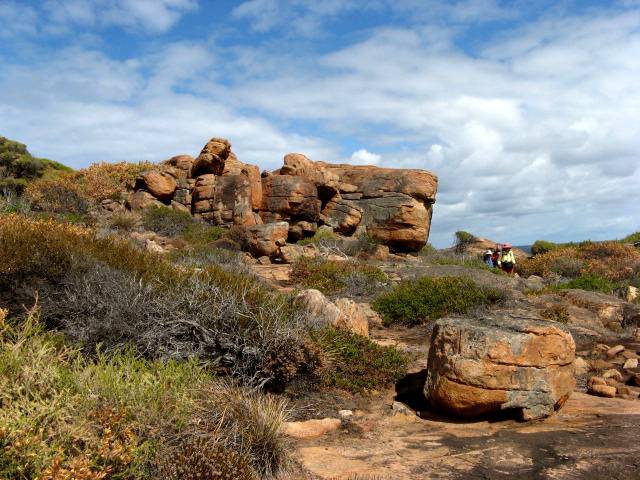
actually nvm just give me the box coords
[588,384,617,398]
[606,345,625,358]
[623,358,639,370]
[602,369,624,382]
[338,409,354,420]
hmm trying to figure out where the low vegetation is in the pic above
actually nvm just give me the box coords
[290,256,387,296]
[0,307,289,479]
[540,304,570,323]
[310,327,409,393]
[372,276,506,326]
[518,241,640,287]
[0,136,71,195]
[141,206,225,243]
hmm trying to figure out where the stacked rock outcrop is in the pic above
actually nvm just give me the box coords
[129,137,438,255]
[424,314,575,421]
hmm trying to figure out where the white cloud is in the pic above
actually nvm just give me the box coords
[1,3,639,247]
[350,149,381,165]
[0,1,38,38]
[43,0,198,34]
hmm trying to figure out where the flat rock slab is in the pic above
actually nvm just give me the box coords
[292,393,640,479]
[424,314,576,420]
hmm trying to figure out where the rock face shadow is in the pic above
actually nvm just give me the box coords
[394,368,523,424]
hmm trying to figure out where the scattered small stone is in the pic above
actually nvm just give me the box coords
[588,376,607,388]
[623,358,639,370]
[338,410,354,421]
[392,401,413,416]
[602,369,624,382]
[588,384,617,398]
[606,345,625,358]
[595,344,610,352]
[574,357,589,376]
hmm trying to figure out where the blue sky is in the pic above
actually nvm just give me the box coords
[1,0,639,247]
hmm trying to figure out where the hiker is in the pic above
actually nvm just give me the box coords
[491,245,501,268]
[498,243,516,274]
[483,249,494,267]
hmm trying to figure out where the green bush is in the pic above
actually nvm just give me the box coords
[560,274,617,294]
[311,327,409,393]
[141,206,194,237]
[531,240,558,255]
[622,231,640,244]
[453,230,476,254]
[290,256,387,295]
[372,276,505,326]
[297,228,338,247]
[108,210,139,231]
[141,206,225,243]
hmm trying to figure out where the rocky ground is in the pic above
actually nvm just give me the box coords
[252,259,640,480]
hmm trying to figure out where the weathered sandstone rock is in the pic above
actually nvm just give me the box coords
[283,418,341,439]
[244,222,289,257]
[163,154,194,179]
[126,190,163,210]
[424,314,575,420]
[138,171,176,200]
[294,290,369,336]
[334,298,369,337]
[192,137,231,177]
[261,175,320,221]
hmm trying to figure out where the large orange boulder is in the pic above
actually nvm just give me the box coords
[192,173,256,226]
[424,314,575,421]
[192,137,231,177]
[261,175,321,222]
[244,222,289,257]
[278,154,437,250]
[138,170,177,201]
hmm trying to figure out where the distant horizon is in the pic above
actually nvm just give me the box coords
[1,0,638,247]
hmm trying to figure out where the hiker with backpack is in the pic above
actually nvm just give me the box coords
[497,243,516,274]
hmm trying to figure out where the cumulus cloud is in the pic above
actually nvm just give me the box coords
[42,0,198,34]
[350,149,381,165]
[0,1,38,38]
[1,2,639,246]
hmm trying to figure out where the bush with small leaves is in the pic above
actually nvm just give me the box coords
[158,438,256,480]
[290,256,387,296]
[311,327,409,393]
[108,210,139,231]
[373,276,506,326]
[540,305,570,323]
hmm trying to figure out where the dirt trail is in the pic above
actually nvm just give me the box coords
[292,312,640,479]
[251,263,640,479]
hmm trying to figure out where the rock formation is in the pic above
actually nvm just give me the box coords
[129,137,438,254]
[424,314,575,421]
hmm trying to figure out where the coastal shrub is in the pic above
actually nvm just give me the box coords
[141,206,194,237]
[181,222,225,244]
[540,305,570,323]
[560,274,617,294]
[531,240,558,255]
[141,206,225,243]
[170,244,250,272]
[311,327,409,393]
[419,243,438,256]
[0,189,31,214]
[25,176,91,214]
[622,231,640,244]
[343,233,383,257]
[297,228,338,247]
[453,230,476,254]
[0,214,312,388]
[372,276,505,326]
[290,256,387,295]
[108,210,139,231]
[77,161,153,201]
[158,439,256,480]
[0,308,290,479]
